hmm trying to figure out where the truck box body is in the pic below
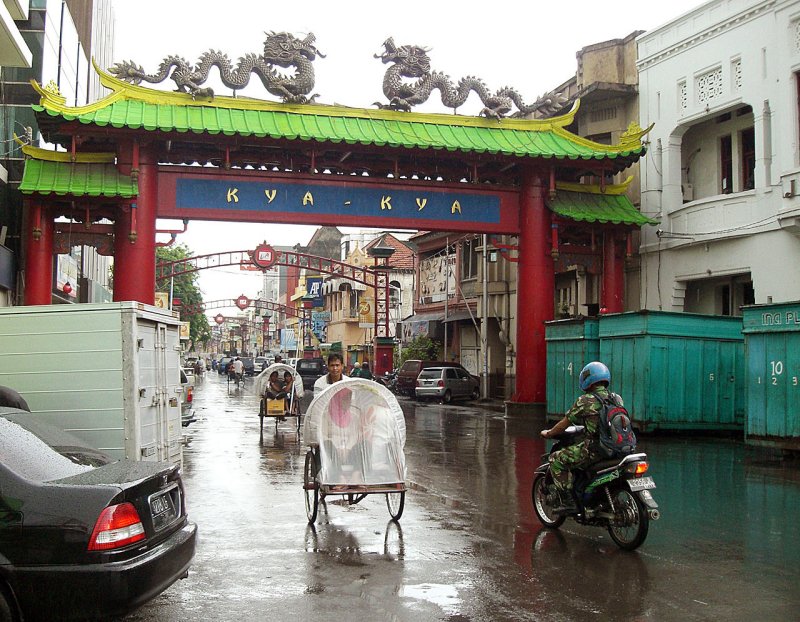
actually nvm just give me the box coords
[0,302,183,464]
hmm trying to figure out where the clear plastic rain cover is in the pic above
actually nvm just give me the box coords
[255,363,305,398]
[302,378,406,485]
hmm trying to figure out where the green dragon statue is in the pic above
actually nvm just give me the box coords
[109,32,324,102]
[374,37,567,119]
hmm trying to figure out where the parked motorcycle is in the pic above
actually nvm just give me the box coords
[532,425,660,551]
[377,369,398,393]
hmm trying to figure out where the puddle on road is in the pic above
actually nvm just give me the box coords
[400,583,461,615]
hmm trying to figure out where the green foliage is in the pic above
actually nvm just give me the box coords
[399,335,441,365]
[156,245,211,347]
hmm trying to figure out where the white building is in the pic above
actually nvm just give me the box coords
[637,0,800,314]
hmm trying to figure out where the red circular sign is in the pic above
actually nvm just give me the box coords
[251,244,277,269]
[215,314,225,325]
[236,295,250,310]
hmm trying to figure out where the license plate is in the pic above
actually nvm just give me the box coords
[150,490,178,531]
[628,476,656,491]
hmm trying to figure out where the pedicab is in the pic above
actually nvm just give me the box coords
[302,378,407,523]
[255,363,304,434]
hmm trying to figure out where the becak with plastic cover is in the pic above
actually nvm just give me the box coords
[255,363,305,399]
[303,378,406,485]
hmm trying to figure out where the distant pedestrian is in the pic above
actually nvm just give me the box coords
[275,354,283,364]
[0,385,31,411]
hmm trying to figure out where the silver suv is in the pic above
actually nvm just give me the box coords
[415,366,479,403]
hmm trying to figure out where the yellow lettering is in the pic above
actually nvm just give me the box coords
[302,191,314,206]
[416,198,428,211]
[381,196,392,210]
[264,189,276,203]
[451,200,462,214]
[227,188,239,203]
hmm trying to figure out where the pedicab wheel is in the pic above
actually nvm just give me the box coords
[386,490,405,521]
[304,450,319,523]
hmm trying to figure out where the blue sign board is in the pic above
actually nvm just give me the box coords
[175,178,501,225]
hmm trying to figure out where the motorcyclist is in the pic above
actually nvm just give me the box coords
[540,361,617,513]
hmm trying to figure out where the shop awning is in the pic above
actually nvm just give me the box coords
[400,312,444,324]
[442,310,477,323]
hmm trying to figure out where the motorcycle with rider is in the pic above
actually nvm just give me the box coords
[533,361,660,550]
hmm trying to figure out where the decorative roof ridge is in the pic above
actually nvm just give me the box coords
[552,121,652,155]
[28,59,582,133]
[556,176,634,196]
[20,142,116,164]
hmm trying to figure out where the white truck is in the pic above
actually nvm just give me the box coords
[0,302,184,464]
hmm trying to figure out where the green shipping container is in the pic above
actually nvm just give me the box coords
[742,302,800,451]
[598,311,744,432]
[545,318,599,419]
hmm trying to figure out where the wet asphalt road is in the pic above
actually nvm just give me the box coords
[122,372,800,622]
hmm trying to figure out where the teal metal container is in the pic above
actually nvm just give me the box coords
[742,302,800,451]
[545,318,599,418]
[598,311,744,432]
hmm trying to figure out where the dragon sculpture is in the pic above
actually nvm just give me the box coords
[109,32,324,102]
[374,37,567,119]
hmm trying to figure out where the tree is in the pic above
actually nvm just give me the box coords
[399,335,441,365]
[156,245,211,349]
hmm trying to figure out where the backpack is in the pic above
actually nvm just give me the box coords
[593,393,637,458]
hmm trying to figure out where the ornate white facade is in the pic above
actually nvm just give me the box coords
[637,0,800,313]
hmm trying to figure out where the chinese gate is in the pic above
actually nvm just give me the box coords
[19,65,651,406]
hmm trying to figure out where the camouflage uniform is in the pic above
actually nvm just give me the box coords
[549,387,609,492]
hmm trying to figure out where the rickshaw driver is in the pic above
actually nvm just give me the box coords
[313,352,349,396]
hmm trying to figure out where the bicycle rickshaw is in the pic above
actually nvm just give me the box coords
[302,379,406,523]
[255,362,304,433]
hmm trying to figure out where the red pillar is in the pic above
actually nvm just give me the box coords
[114,144,156,304]
[24,203,54,305]
[513,169,554,404]
[602,231,624,313]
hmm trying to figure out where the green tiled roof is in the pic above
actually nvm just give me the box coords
[19,158,138,198]
[29,68,649,167]
[547,190,658,226]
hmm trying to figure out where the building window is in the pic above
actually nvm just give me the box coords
[461,238,479,280]
[679,81,688,112]
[720,135,733,194]
[741,127,755,190]
[697,68,724,104]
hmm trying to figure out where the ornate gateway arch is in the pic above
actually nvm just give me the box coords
[19,42,652,407]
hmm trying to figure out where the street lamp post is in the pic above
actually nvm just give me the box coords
[367,241,396,377]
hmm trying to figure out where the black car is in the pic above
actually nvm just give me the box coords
[240,357,256,376]
[295,357,327,390]
[0,408,198,621]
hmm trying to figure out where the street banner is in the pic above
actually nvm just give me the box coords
[358,295,374,328]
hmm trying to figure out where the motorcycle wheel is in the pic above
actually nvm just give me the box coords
[606,487,649,550]
[532,473,566,529]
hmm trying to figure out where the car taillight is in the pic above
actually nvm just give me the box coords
[437,379,444,387]
[88,502,146,551]
[187,386,193,404]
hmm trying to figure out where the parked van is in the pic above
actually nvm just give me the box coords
[395,360,465,397]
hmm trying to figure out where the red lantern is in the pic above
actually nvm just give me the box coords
[63,282,73,295]
[215,314,225,325]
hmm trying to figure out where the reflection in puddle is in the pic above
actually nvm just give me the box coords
[400,583,461,614]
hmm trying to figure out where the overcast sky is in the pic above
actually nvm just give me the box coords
[110,0,707,305]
